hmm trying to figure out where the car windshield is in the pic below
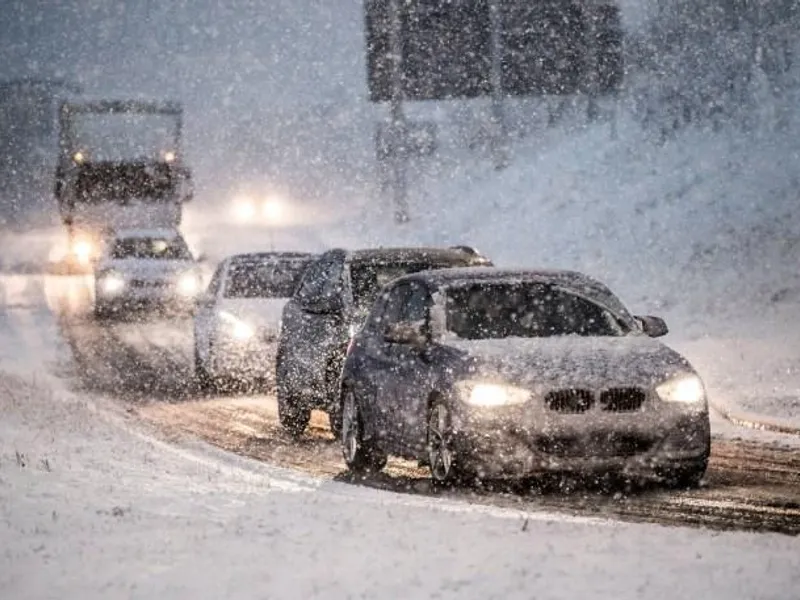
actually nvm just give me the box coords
[110,236,191,260]
[445,281,629,339]
[224,258,310,299]
[350,261,458,313]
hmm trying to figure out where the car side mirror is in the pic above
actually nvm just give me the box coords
[636,315,669,338]
[384,321,428,347]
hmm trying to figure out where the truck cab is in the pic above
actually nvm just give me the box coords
[54,100,193,272]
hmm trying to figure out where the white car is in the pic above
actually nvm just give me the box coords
[93,228,203,318]
[193,251,314,392]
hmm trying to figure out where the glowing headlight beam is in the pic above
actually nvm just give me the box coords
[72,151,86,164]
[176,273,201,297]
[100,274,125,295]
[72,240,94,264]
[218,311,255,341]
[232,196,257,222]
[656,374,706,404]
[456,381,530,407]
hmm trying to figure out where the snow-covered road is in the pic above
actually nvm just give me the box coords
[1,274,799,599]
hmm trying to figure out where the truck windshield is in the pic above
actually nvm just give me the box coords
[110,236,192,260]
[74,163,175,202]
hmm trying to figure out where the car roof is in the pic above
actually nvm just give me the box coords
[394,266,604,288]
[228,251,315,265]
[111,227,182,240]
[345,246,490,266]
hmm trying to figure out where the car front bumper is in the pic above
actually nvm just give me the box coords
[96,287,196,314]
[451,406,711,480]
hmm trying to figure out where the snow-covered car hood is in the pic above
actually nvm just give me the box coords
[443,335,694,390]
[97,258,199,280]
[215,298,288,333]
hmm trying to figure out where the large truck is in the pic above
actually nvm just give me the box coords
[0,79,81,229]
[53,99,194,272]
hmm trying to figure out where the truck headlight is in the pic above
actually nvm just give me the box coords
[99,273,125,295]
[176,272,201,297]
[455,381,530,407]
[218,311,255,341]
[656,374,706,404]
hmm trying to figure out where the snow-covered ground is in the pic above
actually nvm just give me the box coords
[2,304,799,599]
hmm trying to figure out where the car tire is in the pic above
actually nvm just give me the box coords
[194,347,215,394]
[426,399,465,486]
[341,386,386,475]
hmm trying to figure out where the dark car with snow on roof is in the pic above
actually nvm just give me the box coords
[275,245,492,438]
[339,267,711,488]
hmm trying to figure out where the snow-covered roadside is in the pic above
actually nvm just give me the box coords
[2,364,800,600]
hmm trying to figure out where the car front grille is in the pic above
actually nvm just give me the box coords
[544,387,647,413]
[544,389,594,413]
[129,279,169,288]
[599,387,646,412]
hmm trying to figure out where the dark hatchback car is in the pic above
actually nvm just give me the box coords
[339,268,711,488]
[275,246,492,437]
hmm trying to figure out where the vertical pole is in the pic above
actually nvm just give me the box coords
[488,0,509,170]
[388,0,409,223]
[585,5,600,123]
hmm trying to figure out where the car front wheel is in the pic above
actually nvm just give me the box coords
[341,387,386,475]
[427,400,461,485]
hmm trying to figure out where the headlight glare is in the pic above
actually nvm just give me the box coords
[656,374,706,404]
[455,381,530,407]
[99,273,125,295]
[176,272,200,296]
[218,311,255,341]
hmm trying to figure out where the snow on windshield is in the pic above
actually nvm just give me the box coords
[445,282,628,339]
[111,236,190,260]
[224,259,309,299]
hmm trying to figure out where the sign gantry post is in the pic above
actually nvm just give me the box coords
[388,0,409,224]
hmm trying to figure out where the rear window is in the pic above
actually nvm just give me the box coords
[224,259,310,299]
[111,236,191,260]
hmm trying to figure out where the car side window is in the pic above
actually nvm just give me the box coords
[295,252,344,304]
[377,283,408,329]
[399,282,429,323]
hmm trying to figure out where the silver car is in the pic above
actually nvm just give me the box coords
[340,268,711,488]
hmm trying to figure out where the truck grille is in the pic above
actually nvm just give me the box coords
[129,279,169,288]
[544,389,594,413]
[599,387,646,412]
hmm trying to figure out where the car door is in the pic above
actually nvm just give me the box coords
[194,260,227,362]
[356,282,406,450]
[283,250,346,401]
[385,281,436,455]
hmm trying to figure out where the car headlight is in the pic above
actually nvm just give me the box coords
[455,381,530,407]
[99,272,125,295]
[656,373,706,404]
[72,239,94,264]
[218,311,255,341]
[232,196,257,222]
[176,272,201,297]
